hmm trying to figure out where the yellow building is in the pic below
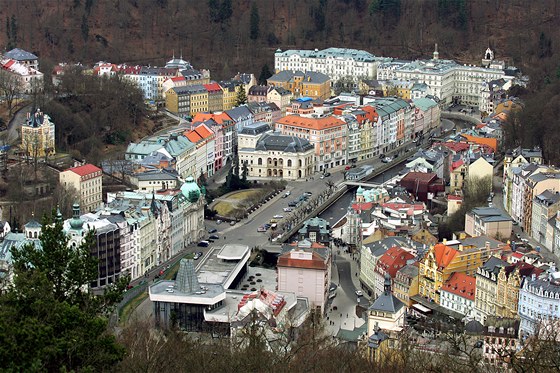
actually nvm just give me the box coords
[393,264,419,307]
[165,84,208,117]
[396,81,413,100]
[220,81,240,111]
[21,109,56,159]
[267,70,331,100]
[450,159,468,193]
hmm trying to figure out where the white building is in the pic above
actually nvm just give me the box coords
[274,47,386,84]
[518,273,560,338]
[440,272,477,320]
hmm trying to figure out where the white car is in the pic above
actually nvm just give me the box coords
[382,157,392,163]
[355,290,363,297]
[283,207,293,212]
[273,214,284,219]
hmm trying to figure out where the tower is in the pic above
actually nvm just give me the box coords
[433,43,439,60]
[482,47,495,67]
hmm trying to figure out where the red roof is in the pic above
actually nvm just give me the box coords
[171,76,185,82]
[203,82,221,92]
[441,272,476,301]
[451,159,465,171]
[433,243,459,270]
[192,112,232,126]
[66,164,102,177]
[277,251,327,270]
[400,171,437,184]
[375,246,415,278]
[447,194,462,201]
[511,252,523,259]
[352,201,373,212]
[3,60,15,69]
[438,142,470,153]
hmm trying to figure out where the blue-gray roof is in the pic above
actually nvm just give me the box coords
[4,48,37,61]
[239,122,271,136]
[255,133,313,153]
[268,70,330,84]
[469,207,511,222]
[275,47,377,62]
[226,106,253,122]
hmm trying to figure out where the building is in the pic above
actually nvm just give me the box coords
[267,70,331,100]
[367,275,405,334]
[496,261,542,319]
[393,263,419,307]
[465,207,512,240]
[165,84,208,117]
[267,86,293,115]
[131,170,179,192]
[531,190,560,246]
[274,48,381,83]
[275,115,347,171]
[184,122,216,179]
[277,247,331,314]
[1,57,43,94]
[518,273,560,338]
[373,246,415,298]
[482,318,520,367]
[203,82,224,112]
[59,163,103,213]
[3,48,39,69]
[150,245,251,331]
[20,109,55,159]
[368,97,414,152]
[502,147,543,213]
[298,217,331,246]
[399,172,445,202]
[247,85,269,103]
[238,131,314,180]
[475,256,508,325]
[468,156,494,184]
[449,159,468,193]
[439,272,476,320]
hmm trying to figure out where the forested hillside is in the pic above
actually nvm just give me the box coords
[1,0,558,81]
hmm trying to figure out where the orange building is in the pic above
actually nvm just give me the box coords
[275,115,347,172]
[460,134,498,153]
[267,70,331,100]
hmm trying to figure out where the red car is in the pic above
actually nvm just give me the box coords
[345,166,351,170]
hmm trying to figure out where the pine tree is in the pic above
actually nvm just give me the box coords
[258,64,272,85]
[235,85,247,106]
[219,0,233,22]
[1,211,128,371]
[249,2,260,40]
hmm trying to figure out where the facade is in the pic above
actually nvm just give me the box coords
[475,257,507,325]
[203,82,224,112]
[450,159,468,193]
[59,163,103,213]
[392,264,419,307]
[277,248,330,314]
[373,247,414,298]
[132,170,179,192]
[165,84,208,117]
[238,132,314,180]
[368,97,414,153]
[502,147,544,214]
[267,70,331,100]
[247,85,269,103]
[518,274,560,338]
[367,276,405,333]
[465,207,512,240]
[1,57,43,94]
[440,272,476,320]
[3,48,39,69]
[274,48,380,83]
[20,109,56,159]
[184,123,216,179]
[298,217,331,246]
[276,115,347,171]
[267,86,293,115]
[482,318,520,368]
[531,190,560,246]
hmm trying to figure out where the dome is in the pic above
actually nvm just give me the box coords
[357,186,364,196]
[69,203,84,230]
[181,176,201,202]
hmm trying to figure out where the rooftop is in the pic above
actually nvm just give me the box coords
[64,164,102,177]
[441,272,476,301]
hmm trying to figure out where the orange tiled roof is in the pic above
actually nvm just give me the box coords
[441,272,476,301]
[276,115,345,131]
[376,246,415,278]
[192,112,232,125]
[66,163,102,177]
[433,243,459,270]
[185,124,214,143]
[460,134,497,152]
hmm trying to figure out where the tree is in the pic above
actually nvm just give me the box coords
[241,160,248,182]
[0,211,128,371]
[235,85,247,106]
[249,2,260,40]
[219,0,233,22]
[208,0,220,22]
[258,64,272,85]
[0,69,22,116]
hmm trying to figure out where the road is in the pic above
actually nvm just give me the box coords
[4,104,32,145]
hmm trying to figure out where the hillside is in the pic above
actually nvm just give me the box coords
[1,0,559,82]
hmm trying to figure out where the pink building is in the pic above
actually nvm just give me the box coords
[277,248,330,314]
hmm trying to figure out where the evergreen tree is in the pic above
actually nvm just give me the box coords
[241,160,248,183]
[235,85,247,106]
[258,64,272,85]
[81,15,89,42]
[0,211,128,371]
[208,0,220,22]
[249,2,260,40]
[219,0,233,22]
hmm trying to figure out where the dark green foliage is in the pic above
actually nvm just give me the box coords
[258,64,272,85]
[81,15,89,42]
[85,0,94,14]
[208,0,220,22]
[538,31,552,59]
[219,0,233,22]
[209,0,232,23]
[437,0,468,30]
[6,15,17,49]
[249,2,260,40]
[266,32,279,46]
[0,212,128,372]
[369,0,401,21]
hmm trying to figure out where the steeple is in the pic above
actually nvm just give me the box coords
[55,205,63,223]
[383,274,392,296]
[433,43,439,60]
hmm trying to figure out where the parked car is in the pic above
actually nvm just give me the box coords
[379,153,386,159]
[216,220,222,225]
[288,201,298,207]
[197,241,209,247]
[273,214,284,219]
[209,234,219,240]
[355,290,363,297]
[304,191,313,196]
[207,239,214,243]
[382,157,392,163]
[284,191,291,197]
[208,228,218,234]
[193,252,202,260]
[283,207,294,212]
[257,226,267,232]
[323,172,331,177]
[230,221,236,226]
[345,166,351,170]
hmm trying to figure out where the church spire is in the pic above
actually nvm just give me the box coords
[433,43,439,60]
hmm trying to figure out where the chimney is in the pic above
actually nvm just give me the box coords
[485,241,490,250]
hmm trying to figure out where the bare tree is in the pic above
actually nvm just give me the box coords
[0,70,22,117]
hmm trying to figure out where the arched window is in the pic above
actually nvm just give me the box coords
[287,159,292,167]
[258,158,262,165]
[299,159,302,167]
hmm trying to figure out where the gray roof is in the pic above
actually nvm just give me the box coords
[135,170,178,182]
[248,85,269,96]
[397,263,419,278]
[239,122,271,136]
[4,48,37,61]
[368,290,404,313]
[480,256,508,276]
[535,190,560,206]
[226,105,253,122]
[268,70,330,84]
[523,276,560,295]
[24,219,42,229]
[469,207,511,222]
[172,84,206,95]
[255,133,313,153]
